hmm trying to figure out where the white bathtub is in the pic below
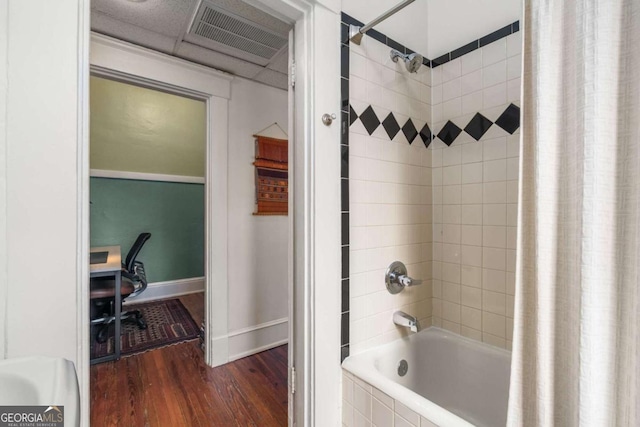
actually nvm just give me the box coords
[342,327,511,426]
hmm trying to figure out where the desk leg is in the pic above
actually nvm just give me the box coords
[114,270,121,360]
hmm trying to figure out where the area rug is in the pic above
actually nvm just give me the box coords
[91,298,199,360]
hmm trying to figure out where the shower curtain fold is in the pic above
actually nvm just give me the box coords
[508,1,640,425]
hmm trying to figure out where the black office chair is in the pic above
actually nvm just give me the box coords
[90,232,151,344]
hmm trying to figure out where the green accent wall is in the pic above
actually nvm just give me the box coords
[90,178,204,283]
[90,76,206,177]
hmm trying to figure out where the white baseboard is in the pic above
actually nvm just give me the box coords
[124,276,205,304]
[210,335,230,368]
[228,317,289,361]
[123,278,287,364]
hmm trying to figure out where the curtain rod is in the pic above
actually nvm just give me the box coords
[348,0,416,45]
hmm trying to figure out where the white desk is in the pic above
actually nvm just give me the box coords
[90,246,122,364]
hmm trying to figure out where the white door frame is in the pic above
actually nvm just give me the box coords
[79,32,233,423]
[252,2,342,425]
[90,33,234,365]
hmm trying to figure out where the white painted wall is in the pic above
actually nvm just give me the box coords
[227,77,289,357]
[3,0,82,364]
[427,0,522,58]
[0,0,8,360]
[342,0,429,56]
[310,5,342,426]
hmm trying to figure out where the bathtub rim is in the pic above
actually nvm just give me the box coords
[341,327,511,427]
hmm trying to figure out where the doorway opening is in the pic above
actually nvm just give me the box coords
[86,3,293,423]
[88,76,207,362]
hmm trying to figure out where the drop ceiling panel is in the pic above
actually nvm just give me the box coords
[176,41,264,79]
[92,0,197,38]
[182,33,272,67]
[90,0,290,91]
[266,48,289,74]
[91,12,177,54]
[252,68,288,90]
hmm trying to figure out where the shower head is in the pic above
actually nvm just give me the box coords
[390,49,423,73]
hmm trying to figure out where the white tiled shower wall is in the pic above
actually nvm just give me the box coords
[429,31,522,349]
[348,35,433,355]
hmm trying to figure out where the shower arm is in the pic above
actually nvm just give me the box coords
[348,0,416,45]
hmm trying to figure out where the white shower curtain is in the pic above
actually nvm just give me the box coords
[508,1,640,426]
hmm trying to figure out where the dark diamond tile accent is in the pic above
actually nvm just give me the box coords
[341,44,350,78]
[341,279,349,313]
[437,121,462,146]
[422,57,432,67]
[432,52,451,67]
[359,106,380,135]
[341,145,349,178]
[419,123,432,147]
[495,103,521,134]
[480,24,513,47]
[512,21,520,32]
[402,119,418,144]
[382,113,401,139]
[464,113,493,141]
[451,40,479,60]
[341,312,350,345]
[349,105,358,126]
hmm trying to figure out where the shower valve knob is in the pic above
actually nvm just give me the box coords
[386,261,423,294]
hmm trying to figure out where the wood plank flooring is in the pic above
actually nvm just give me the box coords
[178,292,205,326]
[90,294,288,426]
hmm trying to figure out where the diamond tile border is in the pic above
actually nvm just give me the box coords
[437,120,462,146]
[350,103,520,146]
[495,104,521,135]
[464,113,493,141]
[382,113,401,140]
[402,119,418,144]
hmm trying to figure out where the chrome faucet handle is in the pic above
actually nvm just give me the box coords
[398,275,423,287]
[386,261,423,294]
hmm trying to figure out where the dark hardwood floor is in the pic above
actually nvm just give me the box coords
[178,292,205,326]
[90,293,288,426]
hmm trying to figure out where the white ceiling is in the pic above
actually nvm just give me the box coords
[91,0,292,90]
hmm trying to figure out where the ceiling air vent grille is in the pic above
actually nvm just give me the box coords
[191,4,288,60]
